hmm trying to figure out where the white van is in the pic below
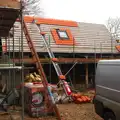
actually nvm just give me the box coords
[94,60,120,120]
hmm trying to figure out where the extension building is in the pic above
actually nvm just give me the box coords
[1,15,120,89]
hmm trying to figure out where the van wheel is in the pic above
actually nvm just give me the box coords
[104,112,116,120]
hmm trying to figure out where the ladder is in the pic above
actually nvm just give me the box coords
[22,20,61,120]
[36,24,72,97]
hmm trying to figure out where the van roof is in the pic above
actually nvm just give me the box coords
[98,59,120,65]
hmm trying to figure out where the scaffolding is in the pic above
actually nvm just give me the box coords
[0,1,61,120]
[0,1,119,120]
[0,1,25,120]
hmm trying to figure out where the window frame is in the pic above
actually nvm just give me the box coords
[56,29,69,40]
[51,28,75,45]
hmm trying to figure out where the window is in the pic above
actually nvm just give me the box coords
[57,30,69,39]
[51,28,75,45]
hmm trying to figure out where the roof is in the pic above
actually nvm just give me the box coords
[76,22,115,53]
[2,16,118,53]
[22,16,78,27]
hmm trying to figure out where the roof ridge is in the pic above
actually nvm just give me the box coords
[23,16,78,27]
[24,15,77,22]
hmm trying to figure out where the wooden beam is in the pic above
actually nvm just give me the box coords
[58,58,120,63]
[10,58,120,64]
[12,58,50,63]
[85,64,88,88]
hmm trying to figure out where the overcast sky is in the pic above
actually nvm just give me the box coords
[41,0,120,24]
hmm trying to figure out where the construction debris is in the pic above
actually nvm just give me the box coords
[25,72,42,83]
[24,73,92,105]
[71,93,91,104]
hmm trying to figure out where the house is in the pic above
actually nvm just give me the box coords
[1,16,120,89]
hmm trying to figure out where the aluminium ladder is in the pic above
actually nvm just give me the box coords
[22,20,61,120]
[36,24,72,97]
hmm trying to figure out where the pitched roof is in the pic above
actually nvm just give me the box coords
[2,16,117,53]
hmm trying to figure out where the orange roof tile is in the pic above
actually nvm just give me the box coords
[22,16,78,27]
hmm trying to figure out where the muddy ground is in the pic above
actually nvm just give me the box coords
[0,103,103,120]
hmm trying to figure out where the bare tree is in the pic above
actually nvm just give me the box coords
[22,0,43,16]
[106,17,120,39]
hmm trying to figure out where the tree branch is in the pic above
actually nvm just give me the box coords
[106,17,120,39]
[22,0,43,16]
